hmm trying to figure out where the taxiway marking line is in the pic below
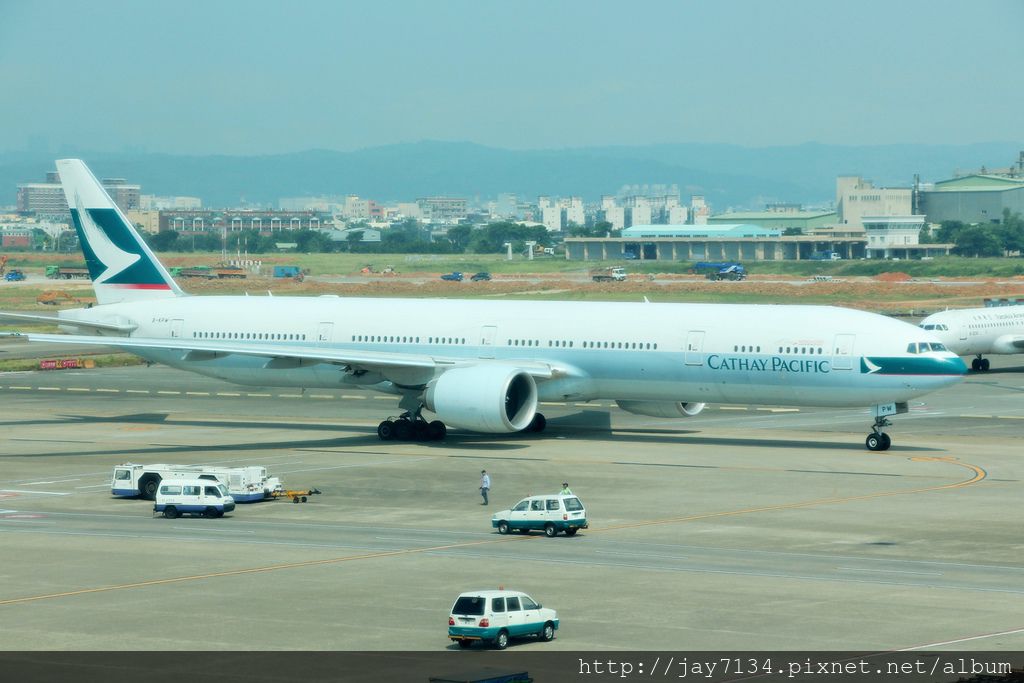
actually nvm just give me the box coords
[900,625,1024,650]
[0,534,531,607]
[591,458,986,534]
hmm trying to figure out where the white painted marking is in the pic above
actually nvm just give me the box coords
[718,406,749,411]
[37,387,60,391]
[900,626,1024,650]
[9,386,31,390]
[246,393,271,397]
[171,527,255,534]
[75,484,112,489]
[126,389,150,394]
[836,566,942,576]
[216,392,241,396]
[341,395,366,400]
[23,479,78,485]
[66,387,90,392]
[0,489,71,496]
[186,391,209,396]
[309,394,333,399]
[95,388,119,393]
[157,390,180,395]
[279,394,302,398]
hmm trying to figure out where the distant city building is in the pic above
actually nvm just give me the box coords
[918,174,1024,225]
[126,210,160,234]
[278,196,343,212]
[158,209,333,234]
[141,194,202,210]
[690,195,709,225]
[417,197,467,225]
[17,171,139,220]
[598,196,625,230]
[835,176,912,230]
[0,227,32,248]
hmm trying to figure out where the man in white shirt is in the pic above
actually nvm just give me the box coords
[479,470,490,505]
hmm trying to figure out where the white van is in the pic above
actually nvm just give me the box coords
[153,479,235,518]
[491,494,587,537]
[447,589,559,649]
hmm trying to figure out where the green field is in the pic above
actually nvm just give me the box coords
[6,252,1023,277]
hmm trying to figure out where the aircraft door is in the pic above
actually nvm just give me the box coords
[832,333,855,370]
[685,330,705,366]
[959,324,968,341]
[170,319,183,338]
[316,322,334,343]
[478,325,497,359]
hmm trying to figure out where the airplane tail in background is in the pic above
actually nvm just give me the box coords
[56,159,185,305]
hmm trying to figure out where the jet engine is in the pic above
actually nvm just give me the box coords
[425,365,538,433]
[615,400,706,418]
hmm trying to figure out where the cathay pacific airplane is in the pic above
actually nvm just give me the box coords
[1,159,967,451]
[920,305,1024,371]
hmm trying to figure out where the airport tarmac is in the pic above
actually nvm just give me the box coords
[1,359,1023,651]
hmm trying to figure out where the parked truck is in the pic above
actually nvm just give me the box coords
[591,267,627,282]
[692,262,747,281]
[111,463,282,502]
[272,265,302,278]
[170,265,247,279]
[45,265,90,280]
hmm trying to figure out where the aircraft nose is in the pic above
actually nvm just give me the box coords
[942,354,968,379]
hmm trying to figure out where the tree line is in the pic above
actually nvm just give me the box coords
[920,209,1024,257]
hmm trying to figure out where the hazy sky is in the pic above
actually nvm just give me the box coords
[1,0,1020,154]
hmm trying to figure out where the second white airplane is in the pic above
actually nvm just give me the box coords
[921,305,1024,371]
[2,159,967,450]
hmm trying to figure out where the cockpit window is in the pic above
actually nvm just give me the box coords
[908,341,948,354]
[920,323,949,331]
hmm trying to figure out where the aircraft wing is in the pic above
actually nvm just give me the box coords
[21,332,560,379]
[0,311,137,334]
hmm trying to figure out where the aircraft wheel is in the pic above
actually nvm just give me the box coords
[972,358,981,371]
[880,433,892,450]
[428,420,446,440]
[981,358,990,371]
[528,413,546,433]
[393,419,412,441]
[412,420,430,441]
[866,433,883,451]
[377,420,395,440]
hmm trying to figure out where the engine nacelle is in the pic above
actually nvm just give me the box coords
[615,400,706,418]
[991,335,1022,354]
[425,365,538,433]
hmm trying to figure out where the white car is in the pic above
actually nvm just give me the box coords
[491,494,587,537]
[447,590,558,649]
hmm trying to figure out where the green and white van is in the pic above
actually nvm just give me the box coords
[448,590,558,649]
[491,494,587,537]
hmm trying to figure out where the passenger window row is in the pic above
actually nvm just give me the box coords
[776,346,825,355]
[194,331,306,341]
[732,345,763,352]
[580,341,657,350]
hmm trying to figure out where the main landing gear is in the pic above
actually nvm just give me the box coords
[865,415,892,452]
[378,412,447,442]
[971,355,990,372]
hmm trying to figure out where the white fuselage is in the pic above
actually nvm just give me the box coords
[61,295,965,408]
[921,306,1024,356]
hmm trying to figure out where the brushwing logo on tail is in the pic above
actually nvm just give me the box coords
[73,191,140,284]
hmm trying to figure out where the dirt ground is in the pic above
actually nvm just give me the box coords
[173,272,1024,314]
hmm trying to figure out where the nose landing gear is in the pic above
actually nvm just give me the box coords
[971,355,990,372]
